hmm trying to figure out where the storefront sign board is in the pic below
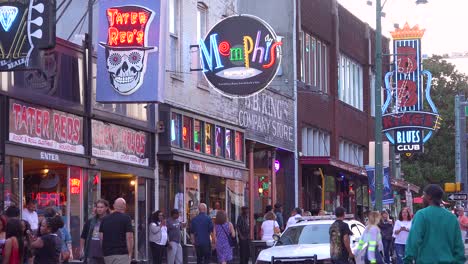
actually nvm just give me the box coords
[0,0,56,71]
[238,89,294,151]
[9,100,84,154]
[91,120,149,166]
[188,160,247,181]
[96,0,162,102]
[199,15,282,97]
[40,151,60,162]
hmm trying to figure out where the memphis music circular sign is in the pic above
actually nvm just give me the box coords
[199,15,283,97]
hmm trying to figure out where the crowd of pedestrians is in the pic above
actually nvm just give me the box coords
[329,184,466,264]
[0,197,135,264]
[0,201,66,264]
[1,184,467,264]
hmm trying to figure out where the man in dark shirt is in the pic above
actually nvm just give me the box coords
[378,210,393,264]
[190,203,213,264]
[99,198,133,264]
[329,207,354,264]
[236,206,250,264]
[167,209,184,264]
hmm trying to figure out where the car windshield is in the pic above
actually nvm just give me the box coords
[277,224,331,245]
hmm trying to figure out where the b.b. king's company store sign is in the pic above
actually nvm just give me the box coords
[91,120,149,166]
[238,89,294,151]
[9,100,84,154]
[199,15,282,97]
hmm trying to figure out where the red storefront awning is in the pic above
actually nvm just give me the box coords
[300,156,367,177]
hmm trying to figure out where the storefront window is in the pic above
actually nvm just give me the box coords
[325,175,336,212]
[215,126,224,157]
[1,157,21,212]
[235,132,244,161]
[356,185,363,206]
[205,123,213,155]
[225,129,232,159]
[87,170,101,217]
[23,159,68,213]
[194,120,202,152]
[137,178,150,260]
[226,179,246,226]
[363,186,369,207]
[69,167,83,259]
[162,164,184,226]
[182,116,193,150]
[171,113,181,146]
[11,49,84,106]
[185,172,200,245]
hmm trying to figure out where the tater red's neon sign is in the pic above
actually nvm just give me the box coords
[105,7,150,47]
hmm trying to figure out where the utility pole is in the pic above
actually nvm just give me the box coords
[455,94,467,193]
[374,0,383,211]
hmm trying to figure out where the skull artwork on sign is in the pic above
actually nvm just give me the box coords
[106,49,146,94]
[99,5,157,96]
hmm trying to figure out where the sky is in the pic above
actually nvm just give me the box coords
[338,0,468,73]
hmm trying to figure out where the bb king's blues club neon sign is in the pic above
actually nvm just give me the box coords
[199,15,282,97]
[0,0,55,71]
[382,23,441,153]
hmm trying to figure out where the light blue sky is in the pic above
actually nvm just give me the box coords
[338,0,468,73]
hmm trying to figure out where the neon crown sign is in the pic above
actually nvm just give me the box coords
[199,15,282,97]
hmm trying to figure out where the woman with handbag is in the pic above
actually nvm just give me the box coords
[260,212,280,241]
[149,210,168,264]
[213,210,235,264]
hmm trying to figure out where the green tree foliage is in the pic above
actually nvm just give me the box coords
[401,55,468,189]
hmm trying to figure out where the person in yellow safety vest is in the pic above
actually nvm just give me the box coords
[356,211,384,264]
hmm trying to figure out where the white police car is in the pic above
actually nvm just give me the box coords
[255,215,365,263]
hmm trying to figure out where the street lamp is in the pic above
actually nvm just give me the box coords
[372,0,427,211]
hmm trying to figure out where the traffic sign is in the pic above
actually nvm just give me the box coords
[448,193,468,201]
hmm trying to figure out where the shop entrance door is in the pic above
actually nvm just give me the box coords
[200,175,226,218]
[99,171,152,262]
[100,171,136,218]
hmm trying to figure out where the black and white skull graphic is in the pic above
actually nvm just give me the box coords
[106,48,146,95]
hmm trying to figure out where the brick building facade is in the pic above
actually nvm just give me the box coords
[297,0,390,219]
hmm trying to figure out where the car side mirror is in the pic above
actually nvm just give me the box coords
[273,234,280,241]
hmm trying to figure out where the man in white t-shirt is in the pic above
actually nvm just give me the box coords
[22,199,39,233]
[286,207,303,229]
